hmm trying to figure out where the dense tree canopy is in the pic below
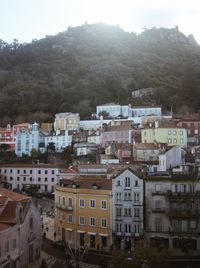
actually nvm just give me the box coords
[0,23,200,125]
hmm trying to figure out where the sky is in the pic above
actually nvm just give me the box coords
[1,0,200,43]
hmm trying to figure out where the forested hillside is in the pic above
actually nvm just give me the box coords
[0,23,200,124]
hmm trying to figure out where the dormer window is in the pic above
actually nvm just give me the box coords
[72,182,78,189]
[92,183,99,190]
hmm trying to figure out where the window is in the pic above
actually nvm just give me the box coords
[38,170,41,174]
[180,130,183,135]
[17,170,20,174]
[62,197,65,205]
[10,169,12,173]
[17,177,20,181]
[90,199,96,208]
[101,200,107,209]
[134,193,139,202]
[45,170,48,174]
[116,223,121,232]
[24,170,26,174]
[38,177,41,182]
[173,138,177,143]
[135,180,138,187]
[168,138,172,143]
[134,208,140,218]
[52,170,55,174]
[30,177,32,181]
[68,214,73,223]
[51,178,54,182]
[124,208,132,216]
[125,177,130,188]
[190,220,196,229]
[125,224,131,233]
[101,218,107,228]
[116,207,122,217]
[155,218,162,232]
[134,224,140,234]
[124,193,131,201]
[90,217,96,226]
[180,138,184,144]
[79,216,85,225]
[23,177,26,181]
[117,180,121,186]
[155,201,162,210]
[155,184,161,192]
[45,178,48,182]
[173,130,177,135]
[30,170,32,174]
[79,199,85,207]
[168,130,171,135]
[68,198,72,208]
[116,193,121,201]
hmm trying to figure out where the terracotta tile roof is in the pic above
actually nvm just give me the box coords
[0,196,8,205]
[62,166,79,174]
[105,125,133,132]
[134,143,159,150]
[0,188,30,201]
[0,201,18,223]
[59,177,112,190]
[0,199,30,224]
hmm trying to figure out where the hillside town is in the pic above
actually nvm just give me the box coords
[1,93,200,267]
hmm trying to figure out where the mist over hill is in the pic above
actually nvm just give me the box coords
[0,23,200,124]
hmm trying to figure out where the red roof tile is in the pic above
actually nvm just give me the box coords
[0,188,30,201]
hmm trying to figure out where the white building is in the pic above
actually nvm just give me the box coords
[44,130,72,152]
[158,146,185,172]
[112,168,144,250]
[96,103,132,118]
[74,142,98,156]
[0,164,64,192]
[15,123,43,157]
[132,106,162,117]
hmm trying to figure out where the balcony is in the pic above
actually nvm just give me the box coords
[152,208,165,213]
[55,203,73,211]
[166,190,200,200]
[152,191,165,196]
[167,209,200,218]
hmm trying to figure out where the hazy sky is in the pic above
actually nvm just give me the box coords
[1,0,200,43]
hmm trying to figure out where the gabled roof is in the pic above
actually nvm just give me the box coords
[59,177,111,190]
[114,167,145,180]
[0,199,30,224]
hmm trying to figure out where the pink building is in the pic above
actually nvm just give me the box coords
[0,188,42,268]
[101,123,134,148]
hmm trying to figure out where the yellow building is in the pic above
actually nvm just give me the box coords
[55,178,112,251]
[54,112,80,131]
[141,127,187,147]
